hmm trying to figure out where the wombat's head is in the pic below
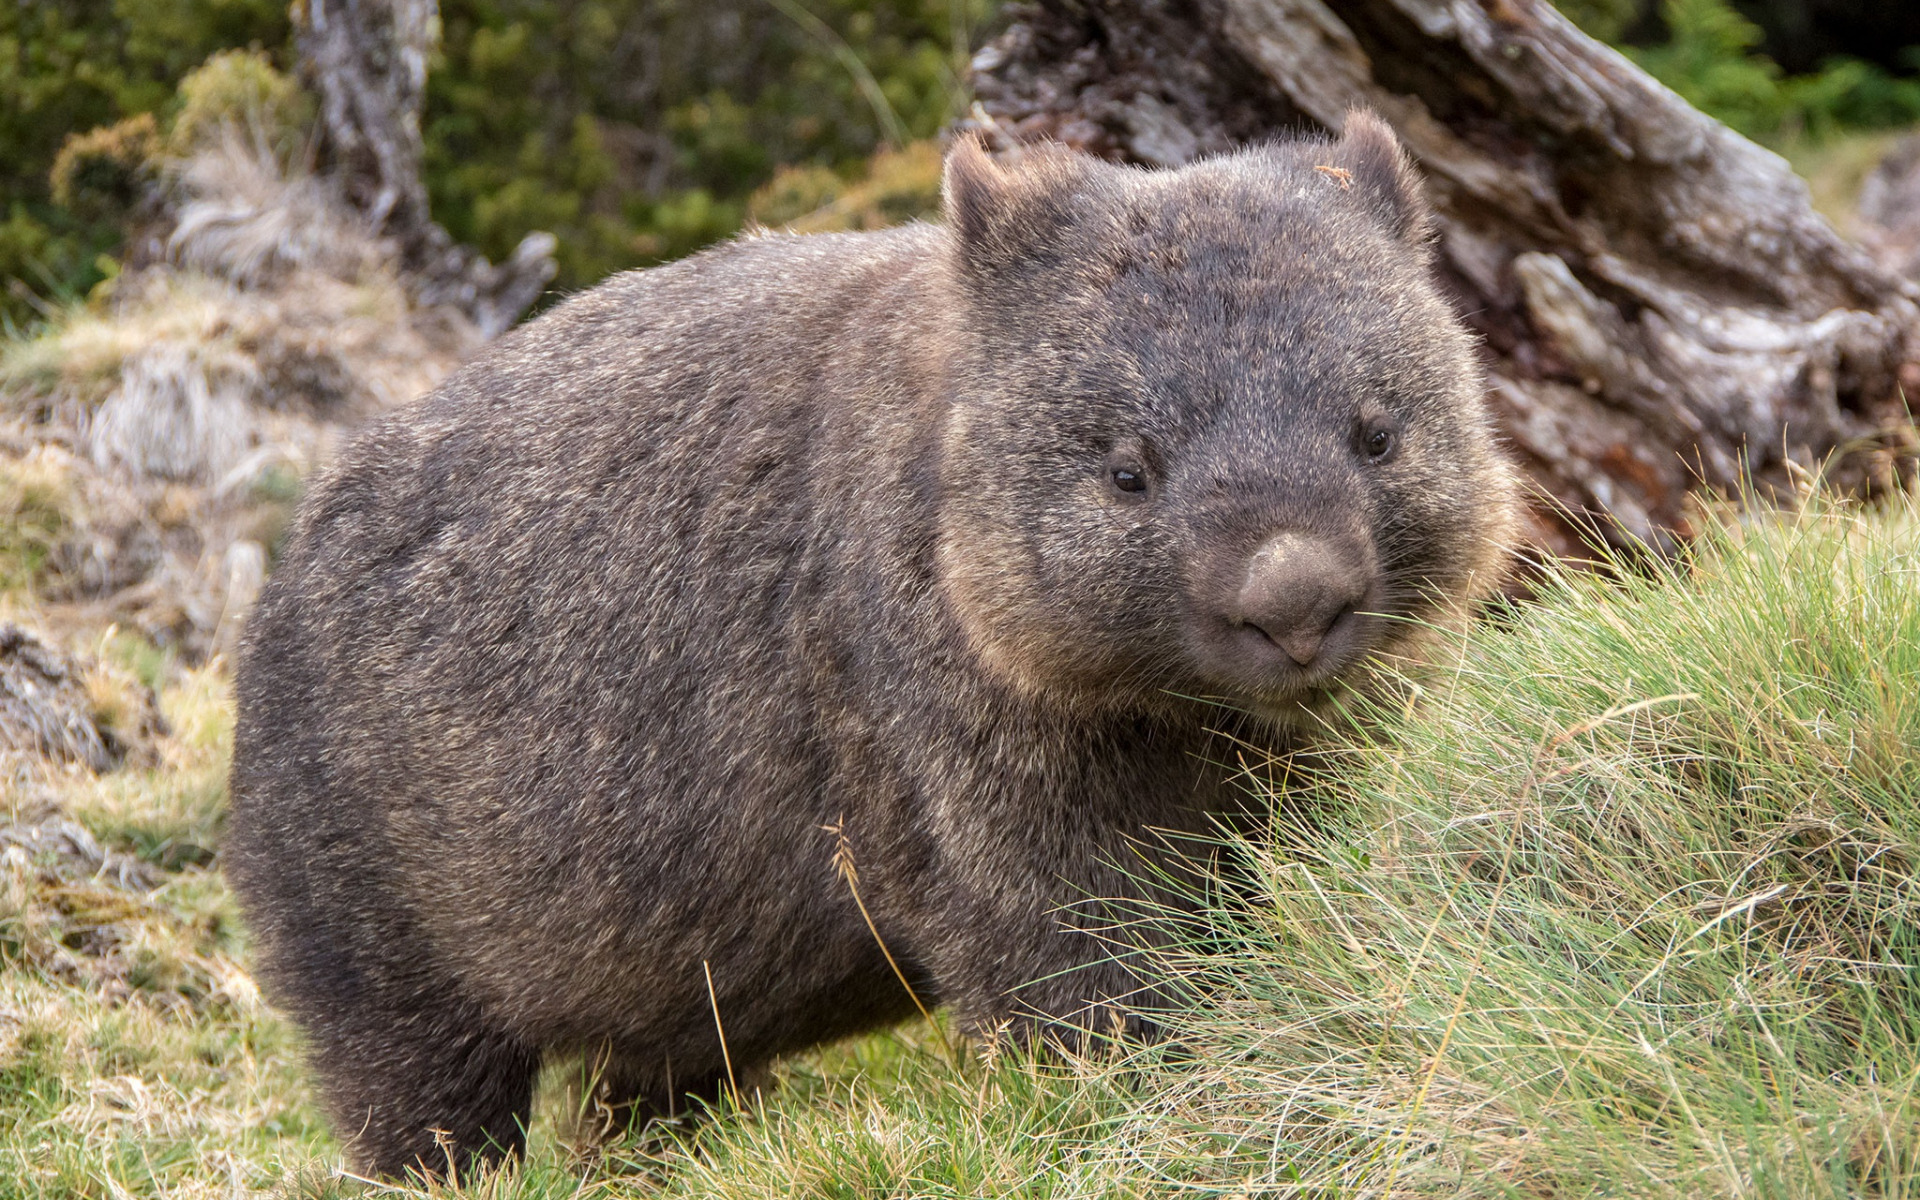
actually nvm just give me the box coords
[935,113,1521,722]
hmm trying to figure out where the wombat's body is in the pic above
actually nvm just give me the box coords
[226,116,1520,1177]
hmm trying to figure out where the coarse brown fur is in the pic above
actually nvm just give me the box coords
[225,112,1520,1179]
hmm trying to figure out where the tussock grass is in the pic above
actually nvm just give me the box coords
[0,493,1913,1198]
[0,447,81,599]
[1112,493,1920,1196]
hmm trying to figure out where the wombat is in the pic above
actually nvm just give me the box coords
[225,112,1519,1178]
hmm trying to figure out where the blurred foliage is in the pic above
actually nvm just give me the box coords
[170,47,314,159]
[424,0,988,292]
[1558,0,1920,140]
[1555,0,1644,43]
[0,0,292,328]
[2,0,1917,331]
[0,0,985,326]
[749,141,945,233]
[49,114,161,225]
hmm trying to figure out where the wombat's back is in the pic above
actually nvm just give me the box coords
[226,225,952,1124]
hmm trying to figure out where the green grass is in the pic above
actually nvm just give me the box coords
[0,491,1914,1197]
[0,660,327,1199]
[1117,493,1920,1196]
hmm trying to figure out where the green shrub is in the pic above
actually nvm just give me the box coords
[424,0,990,295]
[49,113,160,225]
[1556,0,1920,141]
[0,0,292,326]
[169,48,312,159]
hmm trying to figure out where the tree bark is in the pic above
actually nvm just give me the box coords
[294,0,556,337]
[966,0,1920,553]
[1861,135,1920,282]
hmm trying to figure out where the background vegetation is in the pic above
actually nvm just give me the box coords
[4,0,1920,329]
[0,0,983,329]
[1561,0,1920,140]
[0,0,290,326]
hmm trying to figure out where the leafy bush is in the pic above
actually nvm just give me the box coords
[1559,0,1920,141]
[169,48,313,159]
[0,0,292,327]
[49,113,161,226]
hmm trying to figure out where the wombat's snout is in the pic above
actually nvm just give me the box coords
[1227,531,1372,672]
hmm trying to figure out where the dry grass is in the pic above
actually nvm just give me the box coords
[0,639,328,1198]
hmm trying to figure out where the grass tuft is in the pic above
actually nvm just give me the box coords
[1114,493,1920,1196]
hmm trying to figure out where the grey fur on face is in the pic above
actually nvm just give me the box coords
[224,111,1521,1180]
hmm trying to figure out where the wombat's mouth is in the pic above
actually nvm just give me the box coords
[1178,528,1389,704]
[1183,597,1391,705]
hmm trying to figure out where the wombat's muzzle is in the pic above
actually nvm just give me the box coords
[1186,528,1381,696]
[1235,530,1370,664]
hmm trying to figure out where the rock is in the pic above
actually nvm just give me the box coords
[0,624,163,772]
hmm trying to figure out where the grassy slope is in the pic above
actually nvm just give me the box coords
[0,657,327,1197]
[0,493,1913,1198]
[1138,495,1920,1196]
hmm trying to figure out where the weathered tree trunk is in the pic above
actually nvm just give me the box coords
[1861,135,1920,282]
[295,0,556,336]
[967,0,1920,552]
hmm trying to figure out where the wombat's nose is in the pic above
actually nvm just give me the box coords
[1234,532,1369,668]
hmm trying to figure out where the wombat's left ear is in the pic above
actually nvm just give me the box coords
[943,133,1090,275]
[1332,110,1434,247]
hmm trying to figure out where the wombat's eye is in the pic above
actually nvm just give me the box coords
[1359,418,1398,462]
[1105,441,1151,499]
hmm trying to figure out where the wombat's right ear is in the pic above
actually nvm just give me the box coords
[943,134,1087,275]
[1331,110,1434,248]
